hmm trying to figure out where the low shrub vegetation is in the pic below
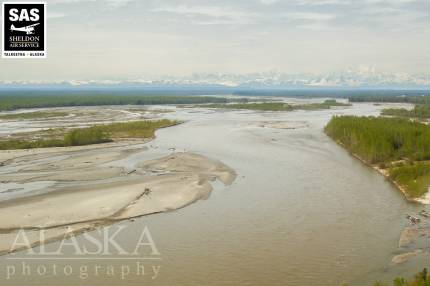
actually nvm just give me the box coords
[389,163,430,198]
[0,119,178,150]
[0,111,69,120]
[366,268,430,286]
[382,105,430,119]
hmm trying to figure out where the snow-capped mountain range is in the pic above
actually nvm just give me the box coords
[2,69,430,89]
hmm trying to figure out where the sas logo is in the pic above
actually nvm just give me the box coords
[2,2,47,58]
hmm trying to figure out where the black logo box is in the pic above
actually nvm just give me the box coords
[3,3,45,51]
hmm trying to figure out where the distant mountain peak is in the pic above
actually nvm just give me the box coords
[2,69,430,88]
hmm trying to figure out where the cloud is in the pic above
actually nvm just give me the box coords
[294,0,351,5]
[50,0,96,3]
[260,0,279,5]
[365,0,417,4]
[48,12,66,19]
[2,0,430,79]
[150,5,258,25]
[106,0,133,8]
[51,0,132,8]
[285,12,335,21]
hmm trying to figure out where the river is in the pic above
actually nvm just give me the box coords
[0,100,428,285]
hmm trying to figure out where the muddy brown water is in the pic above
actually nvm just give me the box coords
[0,101,428,285]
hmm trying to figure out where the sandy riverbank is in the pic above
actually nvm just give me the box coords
[328,138,430,205]
[0,106,235,255]
[0,143,236,255]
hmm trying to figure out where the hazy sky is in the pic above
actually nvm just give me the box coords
[0,0,429,80]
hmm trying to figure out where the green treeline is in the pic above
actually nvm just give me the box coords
[325,116,430,198]
[325,116,430,163]
[202,100,349,111]
[0,119,177,150]
[0,95,241,111]
[382,105,430,119]
[349,95,430,104]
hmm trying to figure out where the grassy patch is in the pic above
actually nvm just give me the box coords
[97,119,178,139]
[294,99,351,110]
[0,119,178,150]
[0,139,67,150]
[0,111,69,120]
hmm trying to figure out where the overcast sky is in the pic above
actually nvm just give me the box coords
[0,0,429,81]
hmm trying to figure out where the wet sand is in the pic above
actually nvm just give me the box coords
[0,106,172,137]
[0,137,236,255]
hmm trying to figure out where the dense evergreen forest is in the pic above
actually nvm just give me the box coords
[349,95,430,104]
[0,95,241,111]
[325,116,430,197]
[325,116,430,163]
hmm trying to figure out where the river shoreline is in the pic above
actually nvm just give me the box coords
[0,137,236,256]
[325,135,430,204]
[0,102,428,286]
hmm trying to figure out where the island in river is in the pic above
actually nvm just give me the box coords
[0,106,236,254]
[195,99,350,111]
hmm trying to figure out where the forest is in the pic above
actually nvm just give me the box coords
[325,116,430,198]
[349,95,430,104]
[0,95,242,111]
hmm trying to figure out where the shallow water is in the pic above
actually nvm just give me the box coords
[0,101,428,285]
